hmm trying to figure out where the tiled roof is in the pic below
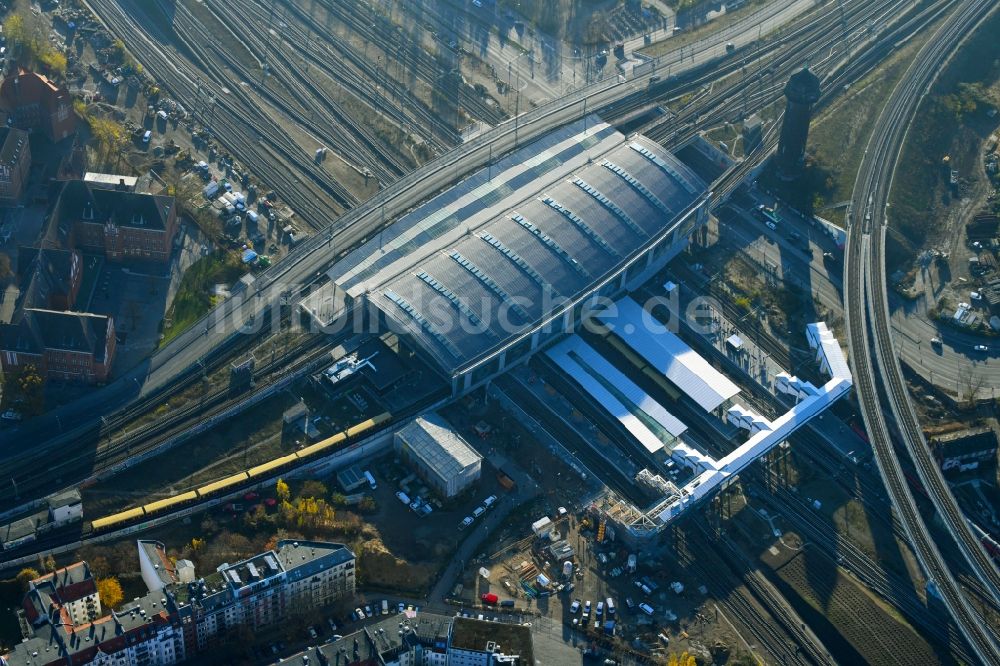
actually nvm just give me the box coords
[55,179,173,231]
[0,309,110,361]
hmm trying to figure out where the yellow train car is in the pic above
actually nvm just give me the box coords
[346,412,391,438]
[196,471,250,498]
[142,491,198,516]
[91,506,146,532]
[296,432,347,459]
[247,453,299,479]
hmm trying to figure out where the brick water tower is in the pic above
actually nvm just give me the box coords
[776,65,822,180]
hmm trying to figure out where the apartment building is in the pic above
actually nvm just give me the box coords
[2,541,356,666]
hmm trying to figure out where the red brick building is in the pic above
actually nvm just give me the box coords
[17,246,83,311]
[0,126,30,204]
[55,179,178,263]
[0,68,76,142]
[0,308,116,384]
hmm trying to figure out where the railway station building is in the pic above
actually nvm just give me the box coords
[322,115,711,397]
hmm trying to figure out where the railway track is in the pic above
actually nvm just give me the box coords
[756,479,977,663]
[1,333,338,506]
[844,0,1000,661]
[194,0,415,183]
[642,0,918,144]
[86,0,360,223]
[679,524,833,666]
[247,0,464,147]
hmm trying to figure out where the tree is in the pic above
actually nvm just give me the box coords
[297,480,327,500]
[0,254,12,285]
[3,364,44,414]
[97,577,124,609]
[37,47,67,77]
[4,14,26,47]
[276,478,290,502]
[16,568,40,591]
[88,117,128,169]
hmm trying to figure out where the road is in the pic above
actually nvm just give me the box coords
[843,0,1000,661]
[427,452,540,605]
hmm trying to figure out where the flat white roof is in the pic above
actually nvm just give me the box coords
[599,297,740,411]
[547,336,687,454]
[83,172,138,187]
[807,322,851,379]
[656,321,854,525]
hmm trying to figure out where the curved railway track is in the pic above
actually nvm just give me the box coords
[844,0,1000,661]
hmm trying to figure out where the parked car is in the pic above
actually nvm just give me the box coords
[473,506,486,518]
[483,495,498,508]
[974,344,989,352]
[570,599,581,614]
[461,516,474,528]
[639,603,655,616]
[396,491,411,505]
[364,605,373,617]
[308,626,318,639]
[354,608,365,621]
[583,600,592,618]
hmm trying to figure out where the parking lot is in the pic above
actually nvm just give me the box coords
[455,503,748,660]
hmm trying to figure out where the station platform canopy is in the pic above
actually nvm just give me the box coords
[598,297,740,411]
[546,335,687,455]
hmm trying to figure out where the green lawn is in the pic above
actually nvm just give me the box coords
[807,32,931,222]
[160,251,246,346]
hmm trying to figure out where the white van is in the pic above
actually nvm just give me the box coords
[142,130,151,143]
[364,471,376,489]
[381,600,389,615]
[606,598,615,615]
